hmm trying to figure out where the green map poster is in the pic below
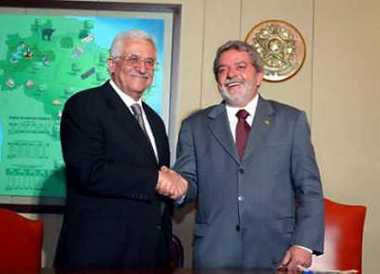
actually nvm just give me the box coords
[0,13,171,199]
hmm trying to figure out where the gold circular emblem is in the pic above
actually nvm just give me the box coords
[245,20,306,82]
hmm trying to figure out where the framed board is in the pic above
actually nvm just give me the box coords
[0,1,181,211]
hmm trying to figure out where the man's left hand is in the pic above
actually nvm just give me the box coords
[278,246,312,272]
[156,166,188,200]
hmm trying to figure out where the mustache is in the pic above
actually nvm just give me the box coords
[129,72,152,79]
[224,78,244,85]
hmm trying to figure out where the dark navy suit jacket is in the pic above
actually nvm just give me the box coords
[55,81,171,270]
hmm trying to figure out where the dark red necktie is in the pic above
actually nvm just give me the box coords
[235,109,251,159]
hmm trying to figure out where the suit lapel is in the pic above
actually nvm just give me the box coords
[208,104,240,164]
[243,96,275,160]
[102,82,157,165]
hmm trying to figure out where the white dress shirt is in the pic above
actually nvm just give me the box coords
[225,94,259,141]
[110,80,159,161]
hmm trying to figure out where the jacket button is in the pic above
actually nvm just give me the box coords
[156,225,162,230]
[239,168,244,174]
[235,225,240,231]
[238,195,244,202]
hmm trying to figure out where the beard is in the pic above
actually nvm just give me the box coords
[218,78,257,107]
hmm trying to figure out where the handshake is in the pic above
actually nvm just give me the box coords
[156,166,188,200]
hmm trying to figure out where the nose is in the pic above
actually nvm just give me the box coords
[134,60,147,73]
[226,67,237,78]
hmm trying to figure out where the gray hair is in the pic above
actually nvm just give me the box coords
[109,30,156,58]
[213,40,264,80]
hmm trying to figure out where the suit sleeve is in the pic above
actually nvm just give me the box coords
[60,94,159,201]
[290,111,324,255]
[173,119,198,203]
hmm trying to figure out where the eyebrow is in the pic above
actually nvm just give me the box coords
[125,53,155,58]
[217,61,249,69]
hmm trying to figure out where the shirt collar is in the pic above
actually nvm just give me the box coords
[225,93,259,118]
[109,79,143,109]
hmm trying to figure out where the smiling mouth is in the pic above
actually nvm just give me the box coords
[224,78,244,88]
[130,73,150,79]
[226,82,241,88]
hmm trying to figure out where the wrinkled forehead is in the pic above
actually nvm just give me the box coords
[121,38,156,57]
[218,49,251,65]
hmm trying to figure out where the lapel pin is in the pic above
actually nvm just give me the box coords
[264,119,271,126]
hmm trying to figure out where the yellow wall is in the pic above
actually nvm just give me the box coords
[5,0,379,272]
[312,2,380,273]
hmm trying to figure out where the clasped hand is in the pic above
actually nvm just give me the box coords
[156,166,188,200]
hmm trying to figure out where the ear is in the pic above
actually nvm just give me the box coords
[256,71,264,87]
[107,58,115,74]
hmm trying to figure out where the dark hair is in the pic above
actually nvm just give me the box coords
[213,40,264,80]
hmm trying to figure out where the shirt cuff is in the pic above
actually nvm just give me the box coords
[175,195,186,205]
[294,245,313,254]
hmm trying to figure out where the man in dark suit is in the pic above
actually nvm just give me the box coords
[54,30,187,270]
[174,40,324,271]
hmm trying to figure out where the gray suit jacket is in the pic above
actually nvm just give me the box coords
[174,96,324,269]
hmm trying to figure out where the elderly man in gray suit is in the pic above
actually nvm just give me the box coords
[173,40,324,271]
